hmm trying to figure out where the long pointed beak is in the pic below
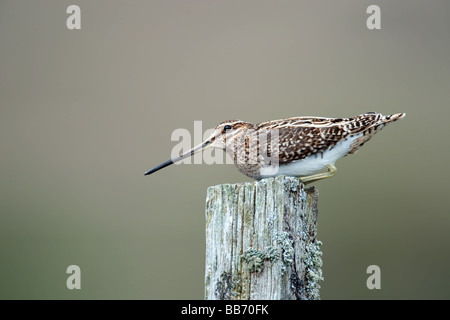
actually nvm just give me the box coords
[144,139,213,176]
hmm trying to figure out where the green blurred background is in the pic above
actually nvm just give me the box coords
[1,0,449,299]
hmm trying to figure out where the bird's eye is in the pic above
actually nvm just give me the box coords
[224,125,232,131]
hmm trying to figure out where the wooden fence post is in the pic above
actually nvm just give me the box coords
[204,175,323,300]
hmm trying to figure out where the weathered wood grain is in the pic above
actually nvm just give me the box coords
[205,176,322,300]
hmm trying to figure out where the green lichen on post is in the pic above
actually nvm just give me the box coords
[214,270,251,300]
[242,246,279,273]
[241,234,297,276]
[303,240,324,300]
[277,231,295,274]
[214,271,233,300]
[266,211,295,275]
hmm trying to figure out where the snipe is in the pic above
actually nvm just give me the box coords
[145,112,405,183]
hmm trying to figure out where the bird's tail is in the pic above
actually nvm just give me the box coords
[347,112,406,154]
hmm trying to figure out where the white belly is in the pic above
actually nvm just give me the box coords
[259,133,362,178]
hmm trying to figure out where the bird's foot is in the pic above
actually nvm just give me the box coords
[300,164,337,185]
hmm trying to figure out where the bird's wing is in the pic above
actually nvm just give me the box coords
[255,112,384,163]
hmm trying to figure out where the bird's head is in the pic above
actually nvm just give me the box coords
[207,120,253,149]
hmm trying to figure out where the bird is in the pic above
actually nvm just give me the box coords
[144,112,405,184]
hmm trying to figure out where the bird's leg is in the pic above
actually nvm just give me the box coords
[300,164,337,184]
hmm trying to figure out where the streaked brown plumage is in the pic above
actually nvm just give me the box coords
[145,112,405,183]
